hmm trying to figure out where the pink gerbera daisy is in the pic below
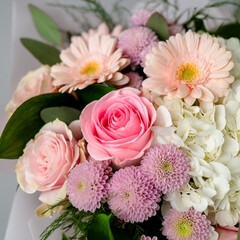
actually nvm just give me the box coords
[81,22,123,42]
[143,31,234,106]
[66,161,108,212]
[108,166,161,223]
[162,208,211,240]
[141,144,190,194]
[51,34,130,92]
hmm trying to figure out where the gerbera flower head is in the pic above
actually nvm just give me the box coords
[108,166,161,223]
[118,26,158,65]
[141,144,190,194]
[66,161,108,212]
[130,9,154,26]
[81,22,123,42]
[52,34,130,92]
[162,208,211,240]
[143,31,234,106]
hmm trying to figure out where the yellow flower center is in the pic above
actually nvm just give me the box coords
[78,182,84,190]
[176,220,193,237]
[162,162,172,171]
[176,62,200,83]
[80,61,100,75]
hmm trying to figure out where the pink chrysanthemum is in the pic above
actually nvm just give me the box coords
[81,22,122,42]
[66,161,108,212]
[162,208,211,240]
[140,235,158,240]
[52,34,130,93]
[140,41,158,67]
[125,72,143,90]
[143,31,234,106]
[108,166,161,223]
[130,9,154,26]
[141,144,190,194]
[88,156,113,177]
[118,26,158,65]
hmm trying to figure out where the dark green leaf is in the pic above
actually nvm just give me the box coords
[0,93,79,159]
[76,84,116,106]
[214,23,240,39]
[41,106,81,125]
[62,233,70,240]
[29,4,62,46]
[193,18,207,32]
[21,38,61,66]
[87,214,114,240]
[238,226,240,240]
[146,12,170,41]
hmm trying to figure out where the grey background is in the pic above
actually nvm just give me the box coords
[0,0,19,238]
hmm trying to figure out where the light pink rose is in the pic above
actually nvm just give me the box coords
[6,65,55,117]
[80,88,156,168]
[15,119,85,205]
[216,225,238,240]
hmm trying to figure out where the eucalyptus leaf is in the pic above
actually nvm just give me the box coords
[29,4,62,46]
[41,106,81,125]
[87,214,114,240]
[62,233,70,240]
[146,12,170,41]
[214,23,240,39]
[76,84,116,106]
[0,93,79,159]
[21,38,61,66]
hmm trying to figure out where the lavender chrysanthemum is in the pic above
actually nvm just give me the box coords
[88,156,113,177]
[141,144,190,194]
[66,161,108,212]
[108,166,161,223]
[162,208,211,240]
[125,72,143,90]
[118,26,158,65]
[141,235,158,240]
[130,9,154,26]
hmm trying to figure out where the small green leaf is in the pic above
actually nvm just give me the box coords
[214,23,240,39]
[87,214,114,240]
[0,93,79,159]
[21,38,61,66]
[62,233,70,240]
[146,12,170,41]
[76,84,116,106]
[29,4,62,46]
[41,106,81,125]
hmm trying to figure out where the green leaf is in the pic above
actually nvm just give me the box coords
[62,233,70,240]
[146,12,170,41]
[238,226,240,240]
[214,23,240,39]
[87,214,114,240]
[21,38,61,66]
[29,4,62,46]
[41,106,81,125]
[76,84,116,106]
[0,93,79,159]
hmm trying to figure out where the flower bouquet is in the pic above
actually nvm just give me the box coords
[2,0,240,239]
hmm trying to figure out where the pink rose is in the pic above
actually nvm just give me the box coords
[80,88,156,168]
[5,65,55,117]
[15,119,85,205]
[216,225,238,240]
